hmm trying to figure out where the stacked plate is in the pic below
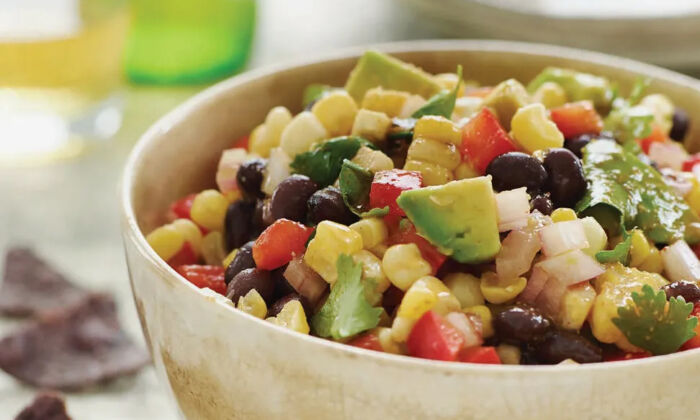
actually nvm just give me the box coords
[401,0,700,73]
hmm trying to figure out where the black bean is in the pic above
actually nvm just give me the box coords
[226,268,275,304]
[494,306,552,344]
[272,264,295,298]
[662,281,700,303]
[307,186,357,225]
[382,285,405,316]
[533,330,603,364]
[252,199,267,234]
[224,200,255,251]
[269,175,319,223]
[485,152,548,194]
[670,108,690,142]
[236,158,266,199]
[543,148,587,208]
[268,293,311,318]
[224,241,255,285]
[565,133,615,159]
[530,194,553,215]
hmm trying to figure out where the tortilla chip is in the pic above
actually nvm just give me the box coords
[14,393,71,420]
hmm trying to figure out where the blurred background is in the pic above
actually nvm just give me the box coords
[1,0,699,417]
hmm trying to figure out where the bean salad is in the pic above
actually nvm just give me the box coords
[146,51,700,365]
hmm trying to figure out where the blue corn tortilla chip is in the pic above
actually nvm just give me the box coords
[14,393,72,420]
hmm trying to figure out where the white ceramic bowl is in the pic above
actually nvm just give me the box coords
[121,40,700,420]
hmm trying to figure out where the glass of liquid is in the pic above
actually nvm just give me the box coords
[0,0,129,165]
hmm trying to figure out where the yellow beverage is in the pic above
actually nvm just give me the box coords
[0,0,129,165]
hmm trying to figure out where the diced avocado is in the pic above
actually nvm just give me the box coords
[481,79,530,131]
[527,67,614,112]
[345,51,442,103]
[396,176,501,264]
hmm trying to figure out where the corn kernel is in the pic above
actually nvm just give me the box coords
[443,272,484,308]
[266,299,309,334]
[376,327,401,354]
[557,282,595,330]
[551,208,577,223]
[406,138,461,170]
[369,243,388,259]
[351,146,394,172]
[454,162,479,180]
[247,124,268,157]
[639,247,664,273]
[222,248,238,268]
[434,72,462,93]
[304,221,364,284]
[361,87,409,117]
[351,109,392,143]
[201,231,226,266]
[403,159,453,186]
[686,179,700,216]
[397,276,460,320]
[237,289,268,319]
[249,106,293,157]
[452,96,483,121]
[629,230,652,268]
[510,103,564,154]
[414,116,461,145]
[171,218,203,257]
[279,111,328,157]
[190,190,229,232]
[391,315,414,343]
[480,272,526,304]
[382,244,432,291]
[581,216,608,257]
[532,81,568,109]
[146,224,185,261]
[496,343,521,365]
[311,91,358,137]
[464,305,493,338]
[640,94,674,134]
[352,250,390,305]
[349,218,388,249]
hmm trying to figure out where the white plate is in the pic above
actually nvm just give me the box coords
[402,0,700,71]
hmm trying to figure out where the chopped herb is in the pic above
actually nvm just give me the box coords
[338,159,388,217]
[290,136,375,187]
[412,65,463,119]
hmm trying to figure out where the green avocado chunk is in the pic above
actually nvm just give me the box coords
[344,50,442,103]
[397,176,501,264]
[527,67,614,112]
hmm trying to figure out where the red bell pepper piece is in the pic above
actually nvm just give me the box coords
[369,169,423,218]
[458,346,502,365]
[388,222,447,274]
[682,153,700,173]
[252,219,314,270]
[550,101,604,138]
[169,193,197,220]
[460,108,517,173]
[637,124,668,154]
[348,332,383,352]
[232,135,250,150]
[681,304,700,351]
[407,311,465,361]
[168,241,198,267]
[176,264,227,295]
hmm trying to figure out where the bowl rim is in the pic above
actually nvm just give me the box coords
[120,39,700,374]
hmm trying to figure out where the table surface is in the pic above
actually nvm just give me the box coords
[0,1,434,418]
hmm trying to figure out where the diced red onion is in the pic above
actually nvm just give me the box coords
[445,312,483,348]
[539,220,589,257]
[215,148,247,195]
[495,187,531,232]
[261,147,291,195]
[649,141,688,171]
[519,266,549,303]
[661,168,693,197]
[283,256,328,306]
[534,277,568,316]
[496,228,541,279]
[661,240,700,283]
[535,249,604,286]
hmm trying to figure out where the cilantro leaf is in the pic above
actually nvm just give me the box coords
[337,159,388,217]
[612,284,698,355]
[311,254,382,339]
[596,230,632,265]
[412,65,462,119]
[603,77,654,143]
[290,136,374,187]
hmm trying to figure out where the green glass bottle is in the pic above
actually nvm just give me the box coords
[125,0,255,84]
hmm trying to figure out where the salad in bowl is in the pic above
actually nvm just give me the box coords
[144,50,700,366]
